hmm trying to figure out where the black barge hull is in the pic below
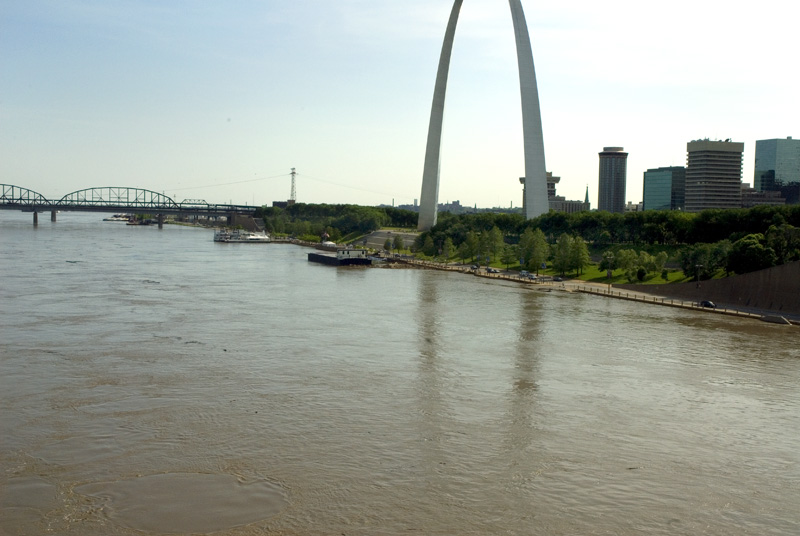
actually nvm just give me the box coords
[307,252,371,266]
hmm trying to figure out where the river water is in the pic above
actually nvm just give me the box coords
[1,211,799,535]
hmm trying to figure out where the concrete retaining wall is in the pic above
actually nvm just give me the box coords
[617,261,800,316]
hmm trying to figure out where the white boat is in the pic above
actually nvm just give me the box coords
[213,230,271,243]
[103,214,131,222]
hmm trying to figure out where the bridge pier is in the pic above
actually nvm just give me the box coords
[33,212,38,226]
[157,214,164,229]
[51,210,57,222]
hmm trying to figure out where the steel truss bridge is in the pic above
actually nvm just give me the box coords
[0,185,259,224]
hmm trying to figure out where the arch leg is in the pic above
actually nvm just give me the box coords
[418,0,463,231]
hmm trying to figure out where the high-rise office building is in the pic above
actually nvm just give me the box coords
[598,147,627,213]
[754,137,800,204]
[684,139,743,212]
[643,166,685,211]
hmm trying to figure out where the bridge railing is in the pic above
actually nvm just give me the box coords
[1,184,260,216]
[0,184,50,207]
[56,187,181,210]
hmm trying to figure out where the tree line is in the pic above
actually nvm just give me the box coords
[255,203,416,241]
[424,204,800,246]
[418,205,800,279]
[254,203,800,279]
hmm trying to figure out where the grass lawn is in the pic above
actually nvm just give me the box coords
[403,252,732,286]
[486,260,691,285]
[412,248,730,287]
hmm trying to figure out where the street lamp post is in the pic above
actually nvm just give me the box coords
[695,264,703,299]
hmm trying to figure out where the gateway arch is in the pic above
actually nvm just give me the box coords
[417,0,549,230]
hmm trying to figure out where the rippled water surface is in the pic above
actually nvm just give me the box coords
[2,212,799,535]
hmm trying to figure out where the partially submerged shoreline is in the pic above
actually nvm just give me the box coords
[280,238,798,326]
[385,255,799,326]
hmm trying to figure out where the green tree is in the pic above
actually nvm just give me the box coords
[442,237,454,260]
[727,234,777,274]
[325,226,342,242]
[531,229,549,274]
[384,238,392,251]
[598,250,617,273]
[489,226,505,260]
[501,244,518,270]
[289,220,311,237]
[464,231,480,262]
[766,223,800,264]
[655,251,669,273]
[414,232,426,253]
[422,235,436,257]
[552,234,574,275]
[569,236,591,275]
[393,235,405,252]
[538,212,570,241]
[712,240,733,276]
[519,228,549,273]
[679,243,718,281]
[479,226,505,265]
[457,241,472,264]
[615,249,639,282]
[638,251,655,275]
[518,228,536,268]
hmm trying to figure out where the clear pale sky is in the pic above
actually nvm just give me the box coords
[2,0,798,209]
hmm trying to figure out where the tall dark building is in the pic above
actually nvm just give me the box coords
[754,137,800,204]
[643,166,686,211]
[685,139,743,212]
[598,147,628,213]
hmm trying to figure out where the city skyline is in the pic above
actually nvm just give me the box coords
[2,1,798,208]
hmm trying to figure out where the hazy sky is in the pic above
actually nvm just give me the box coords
[2,0,798,209]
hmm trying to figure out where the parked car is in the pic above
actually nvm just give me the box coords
[487,268,500,273]
[700,300,716,309]
[553,276,563,282]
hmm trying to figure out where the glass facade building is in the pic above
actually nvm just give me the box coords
[643,166,685,211]
[754,137,800,204]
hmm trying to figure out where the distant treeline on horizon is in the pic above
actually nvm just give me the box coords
[256,203,799,245]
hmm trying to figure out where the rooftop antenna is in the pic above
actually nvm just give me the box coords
[290,168,297,202]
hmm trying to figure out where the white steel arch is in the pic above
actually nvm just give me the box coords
[417,0,549,230]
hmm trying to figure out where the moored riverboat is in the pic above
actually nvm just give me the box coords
[213,229,271,243]
[102,213,131,222]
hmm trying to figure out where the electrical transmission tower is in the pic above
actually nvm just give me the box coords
[290,168,297,202]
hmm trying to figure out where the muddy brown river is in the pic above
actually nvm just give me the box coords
[2,212,798,535]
